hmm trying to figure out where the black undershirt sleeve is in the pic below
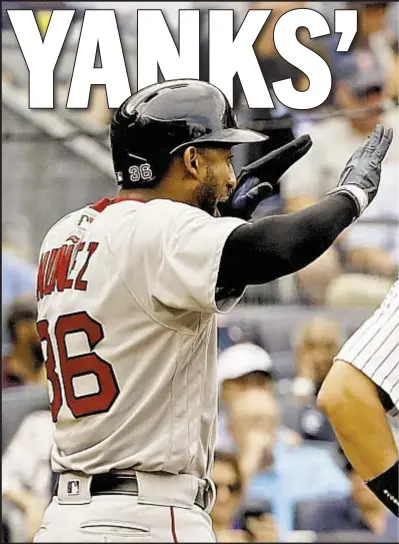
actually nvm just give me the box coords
[217,193,357,289]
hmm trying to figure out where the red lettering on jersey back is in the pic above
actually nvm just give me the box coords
[74,242,99,291]
[44,248,60,296]
[39,312,120,420]
[55,244,74,292]
[37,250,50,300]
[38,241,99,299]
[37,319,62,421]
[70,242,86,273]
[55,311,119,417]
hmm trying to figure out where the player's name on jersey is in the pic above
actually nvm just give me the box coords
[37,240,98,300]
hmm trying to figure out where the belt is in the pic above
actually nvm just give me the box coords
[53,472,207,510]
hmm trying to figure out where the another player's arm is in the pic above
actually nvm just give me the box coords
[318,360,398,479]
[317,360,399,517]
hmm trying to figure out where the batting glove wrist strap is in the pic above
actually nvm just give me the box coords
[366,460,399,517]
[325,123,393,221]
[326,185,368,219]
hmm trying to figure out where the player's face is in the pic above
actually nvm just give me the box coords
[192,148,237,215]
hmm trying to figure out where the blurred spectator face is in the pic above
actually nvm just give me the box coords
[6,297,44,374]
[295,318,342,390]
[15,317,42,369]
[354,3,389,36]
[334,49,386,133]
[222,371,272,406]
[218,343,274,407]
[336,81,384,131]
[211,452,244,529]
[228,389,279,465]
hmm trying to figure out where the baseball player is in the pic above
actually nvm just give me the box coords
[318,279,399,517]
[33,79,392,543]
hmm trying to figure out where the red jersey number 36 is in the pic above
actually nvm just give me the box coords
[37,312,120,422]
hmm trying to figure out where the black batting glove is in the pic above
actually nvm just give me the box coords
[326,123,393,219]
[218,134,313,220]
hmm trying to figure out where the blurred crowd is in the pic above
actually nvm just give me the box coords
[2,1,399,542]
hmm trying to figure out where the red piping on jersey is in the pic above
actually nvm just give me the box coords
[170,506,178,543]
[90,196,147,213]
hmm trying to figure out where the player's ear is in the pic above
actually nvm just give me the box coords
[183,146,201,179]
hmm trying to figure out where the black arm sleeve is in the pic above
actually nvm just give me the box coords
[217,193,357,288]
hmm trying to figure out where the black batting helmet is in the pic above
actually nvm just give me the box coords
[110,79,267,189]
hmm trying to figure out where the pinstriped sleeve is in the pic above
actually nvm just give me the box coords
[335,280,399,416]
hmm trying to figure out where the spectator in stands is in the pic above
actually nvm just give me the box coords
[218,343,274,402]
[233,1,328,217]
[337,158,398,279]
[227,388,350,539]
[2,409,53,543]
[239,1,305,150]
[217,320,265,356]
[2,296,46,389]
[389,35,399,103]
[2,250,36,357]
[352,2,398,100]
[290,316,343,442]
[236,499,280,543]
[293,317,343,396]
[217,342,301,453]
[294,457,399,541]
[282,47,398,213]
[211,450,249,543]
[323,2,398,102]
[281,48,398,304]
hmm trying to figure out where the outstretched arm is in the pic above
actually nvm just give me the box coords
[217,124,393,289]
[217,193,355,287]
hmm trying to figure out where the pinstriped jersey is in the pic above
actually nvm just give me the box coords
[335,279,399,416]
[36,197,246,478]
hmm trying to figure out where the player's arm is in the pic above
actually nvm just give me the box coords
[218,192,355,287]
[317,360,399,517]
[217,124,393,288]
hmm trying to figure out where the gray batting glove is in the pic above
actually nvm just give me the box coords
[326,123,393,218]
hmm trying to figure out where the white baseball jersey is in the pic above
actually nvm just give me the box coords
[36,197,246,478]
[335,279,399,416]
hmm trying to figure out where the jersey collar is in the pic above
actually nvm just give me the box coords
[90,196,147,213]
